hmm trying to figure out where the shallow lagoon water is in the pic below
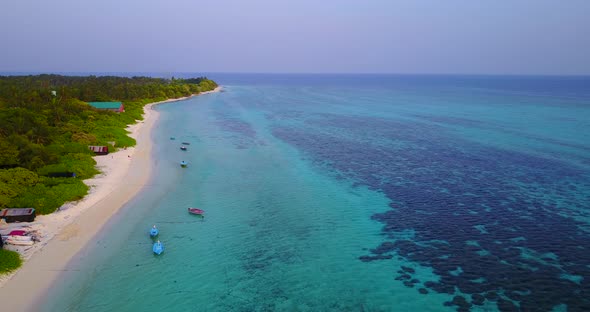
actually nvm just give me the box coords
[44,75,590,311]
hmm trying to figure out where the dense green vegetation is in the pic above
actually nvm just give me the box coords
[0,75,217,215]
[0,249,22,274]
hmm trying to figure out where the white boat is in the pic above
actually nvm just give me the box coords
[7,235,33,242]
[6,239,34,246]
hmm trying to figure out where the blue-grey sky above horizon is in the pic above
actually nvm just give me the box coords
[1,0,589,75]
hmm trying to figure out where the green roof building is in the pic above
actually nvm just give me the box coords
[88,102,125,112]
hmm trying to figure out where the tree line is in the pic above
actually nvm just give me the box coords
[0,75,218,214]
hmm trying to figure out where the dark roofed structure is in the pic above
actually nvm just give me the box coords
[1,208,36,223]
[89,145,109,155]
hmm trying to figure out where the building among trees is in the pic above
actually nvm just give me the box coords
[87,102,125,112]
[88,146,109,155]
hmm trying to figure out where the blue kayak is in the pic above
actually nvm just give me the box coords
[153,241,164,255]
[149,225,159,238]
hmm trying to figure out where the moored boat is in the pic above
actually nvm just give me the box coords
[180,145,187,151]
[188,207,204,216]
[180,161,188,167]
[149,225,159,238]
[153,240,164,255]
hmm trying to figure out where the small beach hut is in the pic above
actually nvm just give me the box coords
[89,145,109,155]
[47,172,77,178]
[0,208,36,223]
[87,102,125,112]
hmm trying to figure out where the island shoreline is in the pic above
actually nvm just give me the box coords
[0,86,221,311]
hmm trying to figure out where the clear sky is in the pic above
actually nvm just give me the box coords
[1,0,589,75]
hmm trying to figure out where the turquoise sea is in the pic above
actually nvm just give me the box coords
[43,75,590,311]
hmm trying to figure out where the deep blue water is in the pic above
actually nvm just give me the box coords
[42,74,590,311]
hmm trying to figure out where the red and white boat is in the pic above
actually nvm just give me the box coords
[188,208,204,216]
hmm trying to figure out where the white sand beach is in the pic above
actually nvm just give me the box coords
[0,87,221,311]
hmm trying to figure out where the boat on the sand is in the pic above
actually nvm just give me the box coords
[5,238,34,246]
[6,235,33,242]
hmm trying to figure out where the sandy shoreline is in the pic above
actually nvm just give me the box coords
[0,87,221,311]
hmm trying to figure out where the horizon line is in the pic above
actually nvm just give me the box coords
[1,71,590,78]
